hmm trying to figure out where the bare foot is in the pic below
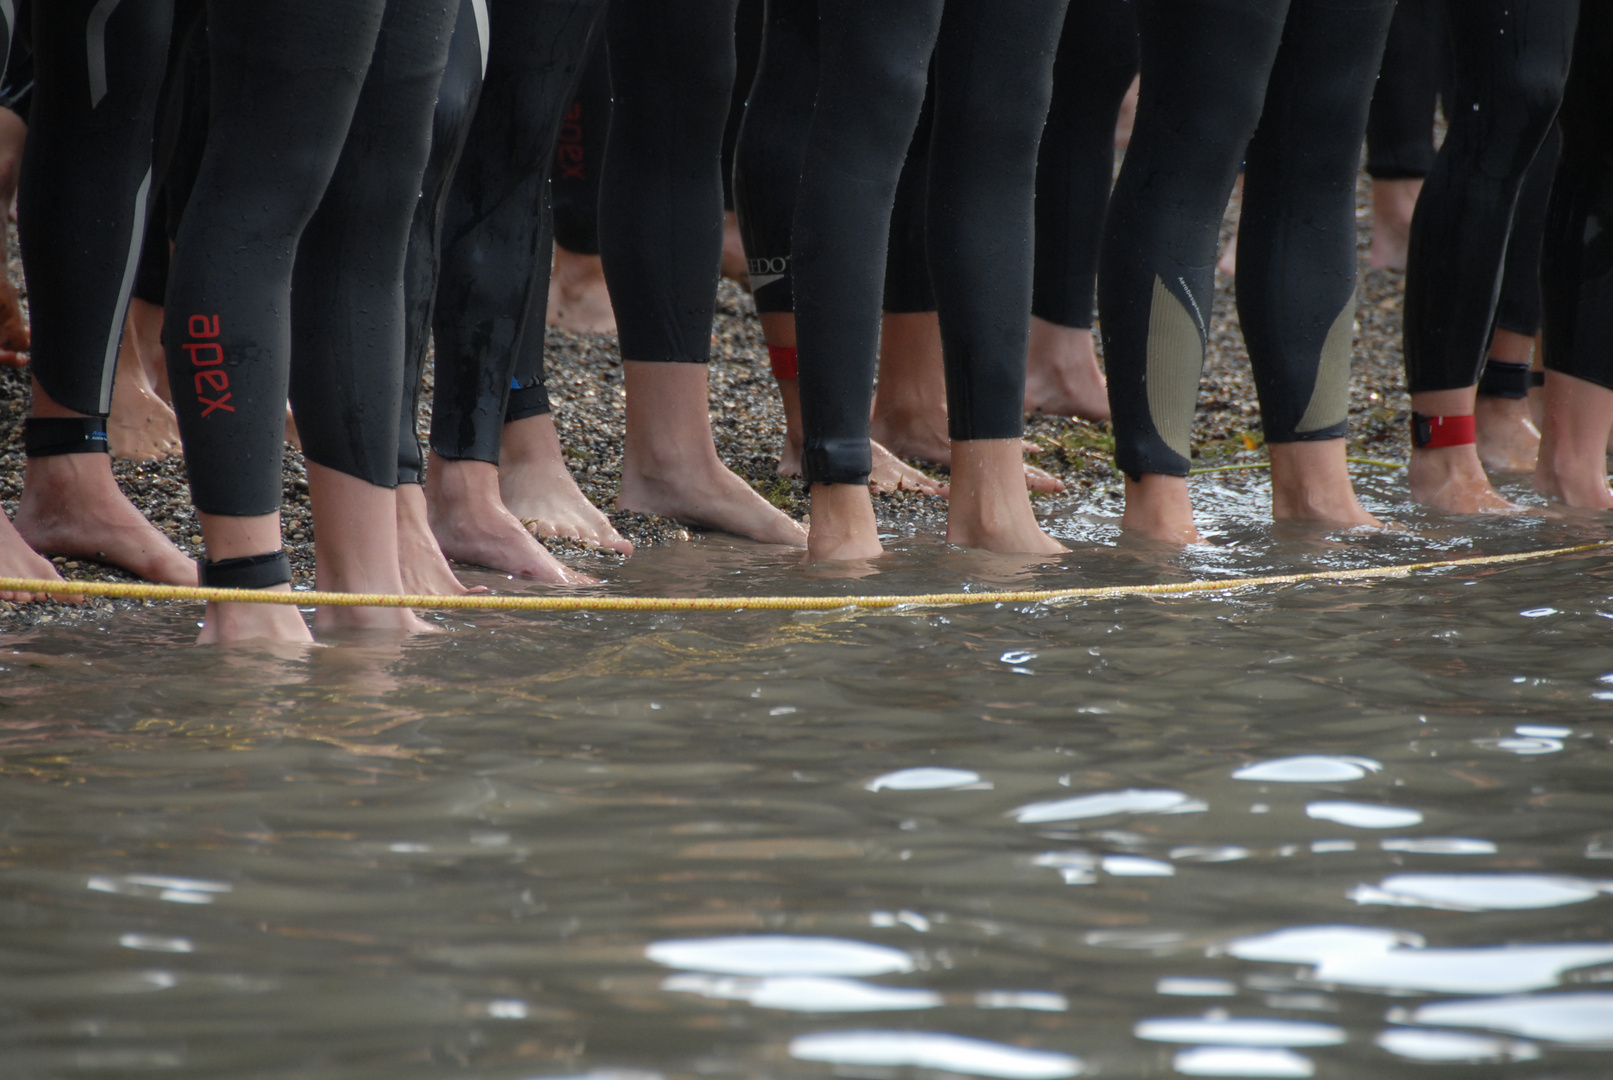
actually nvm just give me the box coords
[1268,440,1384,528]
[1024,318,1110,421]
[871,312,952,464]
[1121,473,1201,544]
[108,313,182,461]
[619,361,806,545]
[426,454,595,583]
[805,482,883,563]
[15,450,198,584]
[1533,371,1613,508]
[869,441,949,496]
[197,587,314,646]
[721,210,749,288]
[0,272,28,367]
[1475,394,1540,473]
[396,482,478,596]
[1369,178,1421,272]
[946,440,1066,554]
[0,516,73,603]
[547,245,618,334]
[1408,445,1520,513]
[499,413,632,554]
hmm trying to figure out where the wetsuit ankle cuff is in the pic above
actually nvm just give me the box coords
[1477,359,1531,399]
[24,417,111,457]
[198,550,293,590]
[1410,412,1476,449]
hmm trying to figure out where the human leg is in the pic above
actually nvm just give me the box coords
[548,34,616,333]
[1239,0,1395,529]
[1403,0,1576,512]
[15,0,193,584]
[1364,0,1441,271]
[603,0,804,544]
[1099,0,1289,542]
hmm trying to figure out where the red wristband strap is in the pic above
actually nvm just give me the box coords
[768,345,798,381]
[1411,412,1475,449]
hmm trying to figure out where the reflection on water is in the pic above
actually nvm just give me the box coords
[2,473,1613,1077]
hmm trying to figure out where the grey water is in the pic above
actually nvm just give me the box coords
[2,471,1612,1079]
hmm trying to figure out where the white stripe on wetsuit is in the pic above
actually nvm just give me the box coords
[87,0,125,107]
[99,166,152,414]
[470,0,489,78]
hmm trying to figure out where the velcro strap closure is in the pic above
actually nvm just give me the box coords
[24,416,110,457]
[1477,359,1531,399]
[768,345,798,381]
[198,550,293,590]
[1410,412,1476,449]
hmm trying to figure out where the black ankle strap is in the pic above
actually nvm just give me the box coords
[24,417,110,457]
[1477,359,1531,400]
[198,550,293,590]
[1531,370,1546,388]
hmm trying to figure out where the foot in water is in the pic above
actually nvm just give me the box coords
[1408,445,1520,513]
[1368,178,1421,272]
[1121,473,1202,544]
[499,413,633,554]
[1024,318,1110,421]
[16,389,198,585]
[426,454,596,583]
[305,463,439,635]
[108,308,182,461]
[618,361,806,545]
[805,482,883,563]
[1475,394,1541,473]
[547,244,618,334]
[0,515,72,603]
[397,482,479,596]
[1268,440,1385,528]
[946,440,1066,555]
[1533,371,1613,509]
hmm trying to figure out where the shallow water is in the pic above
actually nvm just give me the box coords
[3,472,1612,1079]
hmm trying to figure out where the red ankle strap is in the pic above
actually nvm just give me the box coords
[1411,412,1475,449]
[768,345,798,381]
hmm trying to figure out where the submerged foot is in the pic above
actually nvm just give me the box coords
[945,440,1066,555]
[1120,473,1202,545]
[1408,445,1520,514]
[197,590,314,646]
[15,454,198,584]
[1475,396,1541,473]
[804,483,883,563]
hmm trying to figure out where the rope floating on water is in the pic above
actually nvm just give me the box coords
[1,540,1606,613]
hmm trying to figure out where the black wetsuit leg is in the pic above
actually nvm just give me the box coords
[1032,0,1138,331]
[552,33,608,257]
[1492,126,1560,341]
[723,0,763,214]
[793,0,1065,484]
[164,0,385,517]
[1365,0,1444,181]
[1099,0,1288,479]
[791,1,941,483]
[19,0,172,419]
[428,0,604,466]
[928,0,1066,441]
[598,0,738,365]
[1238,0,1397,446]
[1402,0,1577,395]
[398,0,487,486]
[1540,3,1613,390]
[287,0,456,491]
[732,0,816,318]
[883,72,936,317]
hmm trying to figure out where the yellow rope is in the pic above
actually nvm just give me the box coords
[1,540,1605,612]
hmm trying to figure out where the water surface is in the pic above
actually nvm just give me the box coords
[2,473,1611,1079]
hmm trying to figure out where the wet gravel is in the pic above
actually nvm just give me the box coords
[1,171,1414,631]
